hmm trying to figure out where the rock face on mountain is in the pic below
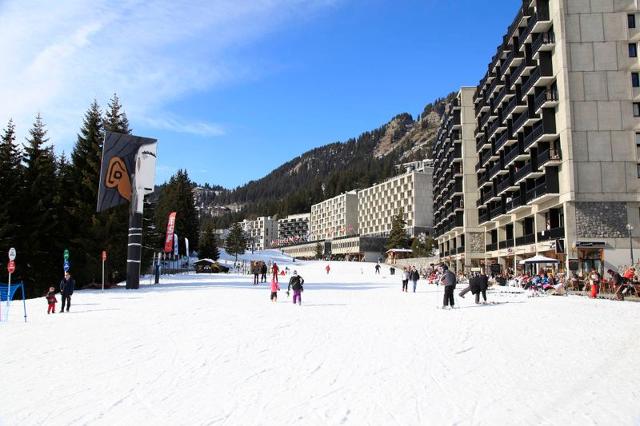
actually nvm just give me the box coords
[205,92,455,220]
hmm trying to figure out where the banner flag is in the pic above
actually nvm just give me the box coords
[173,233,179,257]
[164,212,177,253]
[97,131,157,213]
[185,238,190,260]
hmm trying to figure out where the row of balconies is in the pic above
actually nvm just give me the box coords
[483,225,564,253]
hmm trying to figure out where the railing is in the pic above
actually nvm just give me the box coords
[499,240,515,249]
[500,50,514,76]
[488,117,501,138]
[480,149,492,167]
[526,180,556,201]
[486,242,498,251]
[534,87,558,111]
[487,161,503,179]
[536,147,561,167]
[504,144,524,166]
[513,162,534,183]
[537,226,565,242]
[453,180,463,193]
[495,131,509,151]
[479,111,491,129]
[494,85,509,107]
[496,176,514,194]
[515,233,535,246]
[512,111,528,133]
[510,58,529,85]
[524,120,545,150]
[521,67,541,97]
[532,31,555,56]
[490,203,505,219]
[476,135,489,152]
[505,194,524,211]
[479,210,490,224]
[457,246,465,254]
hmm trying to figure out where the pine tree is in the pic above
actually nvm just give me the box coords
[410,233,434,257]
[0,119,23,248]
[199,225,220,260]
[21,114,59,296]
[315,242,323,260]
[104,93,131,134]
[155,170,199,255]
[225,223,246,262]
[386,209,408,250]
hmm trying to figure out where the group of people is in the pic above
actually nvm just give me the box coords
[269,270,304,305]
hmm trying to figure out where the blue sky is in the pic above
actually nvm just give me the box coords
[0,0,520,189]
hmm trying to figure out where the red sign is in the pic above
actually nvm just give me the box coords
[7,260,15,273]
[164,211,177,253]
[102,251,107,261]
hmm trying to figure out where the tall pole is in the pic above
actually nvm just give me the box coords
[628,225,634,266]
[126,207,143,289]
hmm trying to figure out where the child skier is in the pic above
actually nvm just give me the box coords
[270,278,280,303]
[287,270,304,305]
[46,287,57,314]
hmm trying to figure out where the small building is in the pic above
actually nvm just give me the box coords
[386,248,413,264]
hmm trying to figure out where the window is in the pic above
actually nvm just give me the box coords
[629,14,636,29]
[633,73,640,87]
[630,43,638,58]
[634,103,640,117]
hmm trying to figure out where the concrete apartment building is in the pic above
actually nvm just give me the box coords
[309,191,359,241]
[358,169,434,238]
[239,216,278,251]
[472,0,640,275]
[276,213,310,246]
[433,88,483,272]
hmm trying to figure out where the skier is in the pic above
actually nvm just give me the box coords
[59,271,75,313]
[272,262,279,283]
[325,264,331,274]
[287,270,304,305]
[270,278,280,303]
[440,264,457,309]
[410,266,420,292]
[375,263,381,274]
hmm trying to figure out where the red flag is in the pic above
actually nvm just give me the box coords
[164,212,177,253]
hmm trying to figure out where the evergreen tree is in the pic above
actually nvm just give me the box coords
[104,93,131,134]
[69,100,105,285]
[0,119,23,248]
[386,209,408,250]
[20,114,59,296]
[315,242,323,260]
[199,225,220,260]
[410,233,434,257]
[225,223,246,262]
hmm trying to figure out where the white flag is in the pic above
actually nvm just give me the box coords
[173,233,179,257]
[185,238,190,265]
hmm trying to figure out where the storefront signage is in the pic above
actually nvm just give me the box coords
[575,241,605,248]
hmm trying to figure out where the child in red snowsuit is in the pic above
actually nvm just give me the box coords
[46,287,57,314]
[270,279,280,303]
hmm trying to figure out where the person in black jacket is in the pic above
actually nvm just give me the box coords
[410,266,420,292]
[608,269,626,301]
[59,271,75,313]
[287,271,304,305]
[440,264,457,309]
[476,272,489,304]
[260,263,268,283]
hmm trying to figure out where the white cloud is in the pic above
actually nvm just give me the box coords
[0,0,340,149]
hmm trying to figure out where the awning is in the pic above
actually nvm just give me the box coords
[518,254,560,265]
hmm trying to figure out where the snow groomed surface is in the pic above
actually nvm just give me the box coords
[3,254,639,425]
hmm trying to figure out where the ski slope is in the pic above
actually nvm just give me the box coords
[2,257,639,425]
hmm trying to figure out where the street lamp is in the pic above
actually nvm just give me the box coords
[626,224,634,266]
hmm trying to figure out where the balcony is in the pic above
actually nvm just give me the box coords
[505,194,525,212]
[510,57,535,87]
[534,87,559,112]
[522,62,554,98]
[500,48,523,77]
[487,161,503,180]
[536,147,562,168]
[532,31,555,59]
[504,92,527,119]
[495,131,510,152]
[514,162,535,184]
[493,85,511,108]
[525,177,559,202]
[512,111,528,134]
[486,242,498,252]
[453,179,463,194]
[524,118,556,151]
[457,246,465,254]
[520,7,551,45]
[487,116,503,139]
[496,176,516,195]
[499,239,515,249]
[480,149,492,167]
[504,143,528,167]
[476,134,491,152]
[479,111,491,130]
[537,226,565,242]
[515,233,535,246]
[489,203,505,219]
[479,210,490,224]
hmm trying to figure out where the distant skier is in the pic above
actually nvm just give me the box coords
[59,271,75,313]
[272,262,279,283]
[45,287,57,314]
[288,270,304,305]
[410,266,419,292]
[375,263,381,274]
[270,278,280,303]
[260,262,268,283]
[440,265,457,309]
[325,264,331,274]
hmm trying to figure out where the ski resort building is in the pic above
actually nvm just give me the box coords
[276,213,310,247]
[239,217,278,251]
[472,0,640,274]
[433,88,483,272]
[309,191,359,241]
[357,169,434,238]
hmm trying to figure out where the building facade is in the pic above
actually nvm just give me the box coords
[309,191,359,241]
[473,0,640,274]
[358,169,434,238]
[276,213,310,247]
[433,88,483,272]
[239,217,278,251]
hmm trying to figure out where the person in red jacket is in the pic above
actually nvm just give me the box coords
[270,278,280,303]
[45,287,57,314]
[272,262,279,283]
[325,264,331,274]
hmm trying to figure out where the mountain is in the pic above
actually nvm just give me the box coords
[200,92,455,226]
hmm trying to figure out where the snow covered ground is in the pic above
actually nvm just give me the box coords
[2,255,640,425]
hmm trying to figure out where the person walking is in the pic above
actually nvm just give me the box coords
[325,264,331,274]
[401,267,409,292]
[270,278,280,303]
[287,270,304,305]
[477,271,489,303]
[588,268,601,298]
[272,262,279,283]
[410,266,420,293]
[59,271,75,313]
[45,287,57,314]
[252,262,260,285]
[375,263,381,274]
[440,265,457,309]
[260,262,268,283]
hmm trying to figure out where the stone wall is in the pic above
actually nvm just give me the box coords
[575,201,627,238]
[467,232,485,253]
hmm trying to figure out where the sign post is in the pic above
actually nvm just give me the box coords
[63,249,70,273]
[6,248,16,321]
[101,251,107,291]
